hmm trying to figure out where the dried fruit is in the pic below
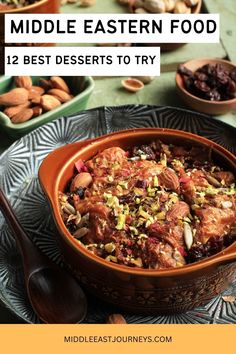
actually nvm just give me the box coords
[133,0,145,8]
[164,0,175,12]
[28,86,45,100]
[32,106,43,117]
[48,89,72,103]
[70,172,93,191]
[73,227,89,239]
[14,76,32,90]
[3,102,30,118]
[0,1,40,10]
[40,95,61,111]
[31,96,42,105]
[222,295,235,303]
[158,167,180,192]
[79,0,96,6]
[0,88,29,106]
[174,1,191,13]
[135,7,148,13]
[50,76,70,93]
[106,314,127,324]
[184,223,193,250]
[221,201,233,209]
[166,201,190,220]
[121,78,144,93]
[178,63,236,101]
[39,78,53,91]
[184,0,199,7]
[11,108,34,124]
[144,0,166,13]
[205,175,221,188]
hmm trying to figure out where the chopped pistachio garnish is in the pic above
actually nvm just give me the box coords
[107,175,114,182]
[153,175,159,187]
[105,242,116,253]
[116,213,126,230]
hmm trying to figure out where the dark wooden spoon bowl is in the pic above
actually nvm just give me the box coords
[0,188,87,324]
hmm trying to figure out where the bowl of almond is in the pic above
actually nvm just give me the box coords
[0,75,94,137]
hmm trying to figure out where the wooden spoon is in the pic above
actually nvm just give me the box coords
[0,188,87,324]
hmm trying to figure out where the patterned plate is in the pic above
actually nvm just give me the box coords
[0,105,236,324]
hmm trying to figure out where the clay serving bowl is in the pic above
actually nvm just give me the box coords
[176,58,236,115]
[129,0,202,52]
[39,128,236,314]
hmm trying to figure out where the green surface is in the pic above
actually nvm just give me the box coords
[204,0,236,62]
[89,74,236,128]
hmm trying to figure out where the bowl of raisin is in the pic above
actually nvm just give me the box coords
[176,58,236,115]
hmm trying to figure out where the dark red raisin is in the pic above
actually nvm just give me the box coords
[66,221,77,234]
[194,80,211,93]
[135,180,148,189]
[177,64,193,77]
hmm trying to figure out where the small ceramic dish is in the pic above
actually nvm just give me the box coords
[176,58,236,115]
[39,128,236,315]
[0,76,94,138]
[129,0,202,52]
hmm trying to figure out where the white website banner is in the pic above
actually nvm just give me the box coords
[5,46,161,76]
[5,14,220,44]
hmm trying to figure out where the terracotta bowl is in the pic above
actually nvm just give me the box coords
[39,128,236,314]
[176,58,236,115]
[0,0,60,74]
[129,0,202,52]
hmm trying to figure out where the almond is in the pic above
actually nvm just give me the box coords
[11,108,34,124]
[31,95,42,105]
[14,76,32,90]
[3,102,30,118]
[39,78,53,91]
[50,76,70,94]
[0,88,29,106]
[106,314,127,324]
[158,167,180,192]
[166,201,190,221]
[48,89,72,103]
[28,86,45,100]
[40,95,61,111]
[32,106,43,117]
[70,172,93,192]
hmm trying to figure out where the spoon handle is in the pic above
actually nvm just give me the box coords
[0,188,49,272]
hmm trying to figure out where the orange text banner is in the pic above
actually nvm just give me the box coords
[0,324,234,354]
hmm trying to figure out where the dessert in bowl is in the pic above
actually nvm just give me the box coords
[39,128,236,314]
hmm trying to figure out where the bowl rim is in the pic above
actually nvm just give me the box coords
[39,127,236,277]
[176,58,236,106]
[0,76,94,131]
[0,0,48,13]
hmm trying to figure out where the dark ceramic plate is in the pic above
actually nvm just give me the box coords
[0,105,236,324]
